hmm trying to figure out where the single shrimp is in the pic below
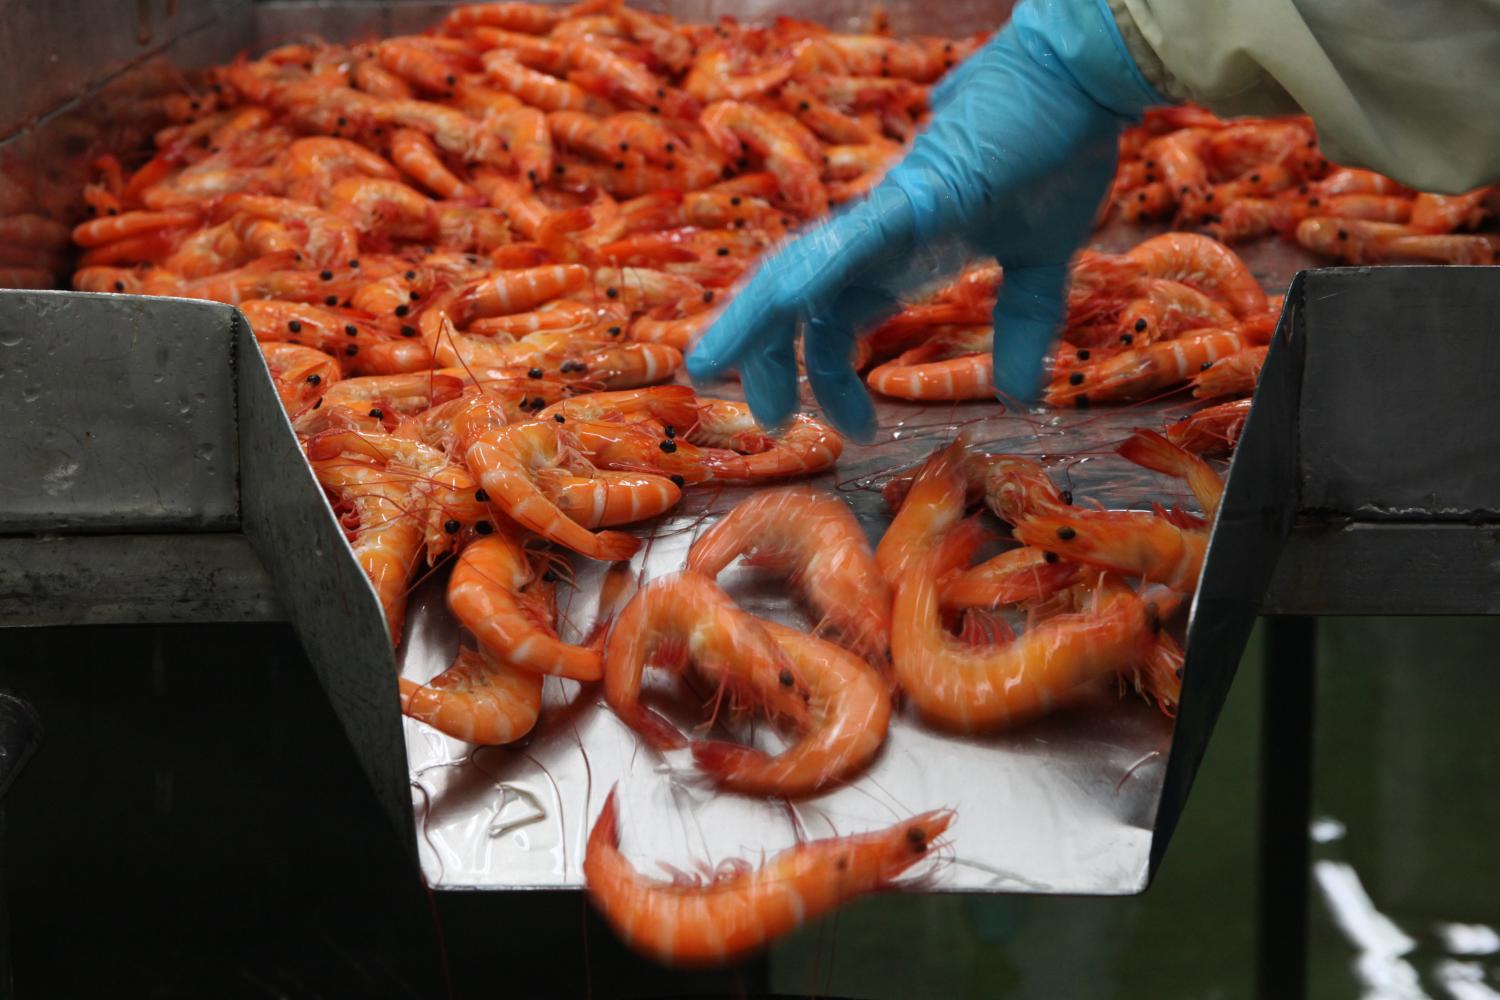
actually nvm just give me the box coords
[319,371,464,417]
[603,571,812,750]
[389,128,476,199]
[399,645,543,744]
[464,421,641,561]
[537,384,700,428]
[683,45,794,103]
[312,455,425,644]
[940,546,1081,611]
[1115,279,1237,345]
[1407,189,1490,234]
[1164,398,1252,456]
[692,620,891,797]
[1116,428,1225,519]
[868,341,994,401]
[875,438,968,586]
[442,2,562,34]
[485,52,604,113]
[1045,327,1245,407]
[1123,233,1267,318]
[1294,217,1496,265]
[1013,506,1208,592]
[585,788,952,966]
[685,400,843,483]
[892,518,1180,730]
[71,209,198,249]
[1192,345,1267,400]
[260,342,340,416]
[545,470,683,527]
[457,264,591,318]
[447,532,603,680]
[687,488,891,659]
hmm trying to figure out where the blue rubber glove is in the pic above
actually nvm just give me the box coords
[687,0,1164,439]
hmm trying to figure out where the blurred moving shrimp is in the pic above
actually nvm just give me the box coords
[692,620,891,797]
[687,487,890,659]
[585,787,953,966]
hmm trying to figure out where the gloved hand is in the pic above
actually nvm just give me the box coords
[686,0,1163,439]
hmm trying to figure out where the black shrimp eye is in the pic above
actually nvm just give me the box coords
[288,320,302,333]
[474,489,489,502]
[1043,550,1059,563]
[906,827,928,851]
[1059,489,1074,505]
[368,408,383,419]
[1075,349,1090,361]
[1134,318,1147,333]
[527,368,543,379]
[320,269,333,281]
[663,425,676,438]
[1201,361,1214,371]
[1119,333,1134,346]
[778,668,794,687]
[554,413,565,423]
[305,373,321,384]
[1057,525,1077,541]
[474,520,493,535]
[670,474,685,488]
[394,304,409,317]
[542,570,557,582]
[659,439,677,453]
[1068,371,1084,386]
[345,324,359,336]
[443,519,460,534]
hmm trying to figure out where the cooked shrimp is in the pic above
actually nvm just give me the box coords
[1123,233,1267,318]
[875,438,968,586]
[447,532,603,680]
[603,571,811,750]
[868,338,994,401]
[1116,428,1225,519]
[687,488,891,659]
[700,100,828,217]
[585,787,952,966]
[457,264,591,318]
[1014,507,1208,592]
[892,518,1180,730]
[686,400,842,483]
[1116,279,1236,345]
[1164,398,1251,456]
[545,470,682,527]
[692,620,890,797]
[1192,345,1267,399]
[261,342,340,416]
[940,546,1081,611]
[1045,328,1245,407]
[389,128,476,199]
[399,645,543,744]
[464,420,641,561]
[1294,217,1496,265]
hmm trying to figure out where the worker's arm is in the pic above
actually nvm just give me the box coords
[1107,0,1500,195]
[687,0,1162,436]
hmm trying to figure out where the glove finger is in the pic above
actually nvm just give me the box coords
[738,324,802,431]
[803,286,894,443]
[687,277,782,381]
[990,261,1068,404]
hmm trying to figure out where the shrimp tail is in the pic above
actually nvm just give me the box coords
[690,739,771,781]
[594,529,643,562]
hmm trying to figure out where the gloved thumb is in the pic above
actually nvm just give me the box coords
[990,262,1067,404]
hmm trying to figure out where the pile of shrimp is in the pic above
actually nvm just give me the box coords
[55,0,1007,966]
[859,231,1276,444]
[1110,104,1499,263]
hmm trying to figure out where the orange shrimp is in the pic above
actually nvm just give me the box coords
[892,518,1180,730]
[1192,345,1267,400]
[545,471,682,527]
[692,620,890,797]
[602,571,812,750]
[464,420,641,561]
[1116,428,1225,520]
[868,340,994,401]
[1045,328,1245,407]
[537,384,700,427]
[457,264,591,318]
[485,52,603,113]
[1407,189,1490,234]
[1294,217,1496,265]
[447,532,603,681]
[940,546,1081,611]
[443,2,562,34]
[1164,398,1251,456]
[312,455,425,644]
[683,45,794,103]
[71,209,197,249]
[469,299,597,337]
[875,438,968,586]
[982,456,1076,526]
[1115,280,1237,345]
[685,400,843,483]
[73,267,144,294]
[261,342,340,416]
[1014,506,1208,593]
[389,128,476,199]
[585,788,952,966]
[699,100,828,218]
[399,646,543,745]
[1123,233,1267,318]
[627,308,716,350]
[687,488,891,659]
